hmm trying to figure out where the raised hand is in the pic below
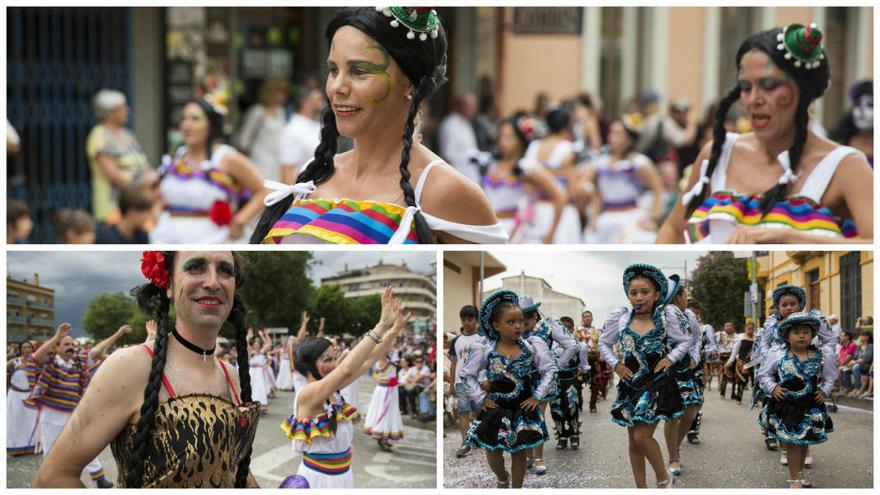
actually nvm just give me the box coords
[388,310,413,339]
[56,323,72,340]
[145,320,158,340]
[377,286,399,329]
[117,324,133,335]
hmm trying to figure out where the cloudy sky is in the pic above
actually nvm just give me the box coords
[482,250,711,323]
[7,251,435,336]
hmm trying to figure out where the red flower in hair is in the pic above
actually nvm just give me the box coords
[209,200,234,226]
[141,251,169,289]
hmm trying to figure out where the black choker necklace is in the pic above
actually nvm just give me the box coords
[172,328,215,362]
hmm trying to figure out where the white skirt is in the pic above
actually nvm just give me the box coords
[340,375,360,409]
[276,358,295,390]
[149,213,253,244]
[264,365,277,390]
[517,202,582,244]
[362,385,404,442]
[6,389,38,455]
[250,366,270,406]
[583,208,656,244]
[296,462,354,489]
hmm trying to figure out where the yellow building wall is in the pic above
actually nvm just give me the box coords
[666,8,706,115]
[499,8,582,115]
[443,260,471,335]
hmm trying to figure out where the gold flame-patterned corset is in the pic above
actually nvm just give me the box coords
[110,394,261,488]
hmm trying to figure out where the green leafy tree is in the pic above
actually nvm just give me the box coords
[345,294,382,336]
[308,284,350,335]
[690,252,750,331]
[237,252,314,333]
[82,292,143,345]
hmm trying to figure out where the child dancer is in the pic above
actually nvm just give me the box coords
[463,290,558,488]
[661,275,703,477]
[757,312,836,489]
[598,264,693,488]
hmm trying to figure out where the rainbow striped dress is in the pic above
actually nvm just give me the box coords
[685,133,862,243]
[261,159,509,244]
[283,393,358,488]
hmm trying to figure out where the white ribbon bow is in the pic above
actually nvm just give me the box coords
[776,150,799,186]
[680,159,711,205]
[262,180,316,207]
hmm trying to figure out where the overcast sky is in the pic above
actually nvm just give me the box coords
[483,251,709,324]
[7,251,435,336]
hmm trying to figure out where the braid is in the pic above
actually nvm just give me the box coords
[249,105,340,243]
[125,296,171,488]
[229,293,252,488]
[685,85,741,218]
[757,95,811,215]
[399,76,435,244]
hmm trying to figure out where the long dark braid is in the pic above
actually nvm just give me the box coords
[126,252,175,488]
[684,86,741,217]
[250,107,339,243]
[399,75,435,243]
[229,293,253,488]
[757,95,811,214]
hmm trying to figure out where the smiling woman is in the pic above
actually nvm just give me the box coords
[658,23,873,244]
[251,7,507,245]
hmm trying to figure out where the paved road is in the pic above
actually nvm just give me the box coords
[443,380,873,489]
[8,377,437,488]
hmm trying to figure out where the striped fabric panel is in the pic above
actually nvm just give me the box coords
[687,191,857,242]
[302,448,352,475]
[24,351,100,412]
[280,403,359,444]
[362,428,404,441]
[264,198,418,244]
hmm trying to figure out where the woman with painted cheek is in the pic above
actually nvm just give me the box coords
[460,291,558,489]
[282,287,410,488]
[598,264,693,488]
[151,99,268,244]
[659,23,873,244]
[580,116,665,244]
[757,314,836,488]
[481,115,566,244]
[252,7,506,245]
[7,341,40,457]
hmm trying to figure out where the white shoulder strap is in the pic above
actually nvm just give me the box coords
[797,146,862,203]
[711,132,739,191]
[414,159,445,206]
[210,144,233,169]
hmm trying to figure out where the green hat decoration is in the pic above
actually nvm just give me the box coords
[776,23,825,70]
[377,7,440,41]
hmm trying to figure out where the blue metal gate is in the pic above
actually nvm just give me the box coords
[7,7,131,243]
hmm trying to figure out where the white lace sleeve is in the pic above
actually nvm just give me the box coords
[599,307,629,368]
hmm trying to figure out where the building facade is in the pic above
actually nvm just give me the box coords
[443,252,507,333]
[7,274,56,342]
[321,261,436,331]
[490,271,586,322]
[756,251,873,334]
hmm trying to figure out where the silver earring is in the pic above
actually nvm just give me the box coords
[406,94,413,100]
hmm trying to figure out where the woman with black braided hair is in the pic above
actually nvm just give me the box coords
[251,7,506,244]
[33,251,260,488]
[282,286,411,487]
[658,23,873,244]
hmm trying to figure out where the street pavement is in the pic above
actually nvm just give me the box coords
[7,376,437,488]
[443,379,873,489]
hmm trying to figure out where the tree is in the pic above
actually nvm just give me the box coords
[690,252,750,332]
[237,252,314,332]
[82,292,144,345]
[308,284,350,335]
[345,294,382,337]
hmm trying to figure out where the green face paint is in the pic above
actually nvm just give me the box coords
[181,258,206,273]
[360,45,392,105]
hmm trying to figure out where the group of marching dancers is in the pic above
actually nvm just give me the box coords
[451,264,835,488]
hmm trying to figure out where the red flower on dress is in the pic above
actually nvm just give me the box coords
[141,251,169,289]
[209,200,234,226]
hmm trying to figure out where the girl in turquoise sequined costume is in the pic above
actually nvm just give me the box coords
[462,290,558,488]
[757,312,836,489]
[598,264,693,488]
